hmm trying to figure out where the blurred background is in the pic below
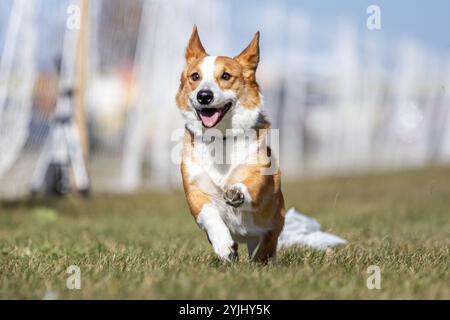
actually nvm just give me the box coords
[0,0,450,198]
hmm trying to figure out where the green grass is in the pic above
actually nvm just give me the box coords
[0,167,449,299]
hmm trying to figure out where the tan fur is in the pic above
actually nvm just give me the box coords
[176,57,206,111]
[185,25,207,64]
[234,32,261,109]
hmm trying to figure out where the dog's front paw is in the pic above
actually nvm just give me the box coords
[213,241,239,262]
[224,185,245,208]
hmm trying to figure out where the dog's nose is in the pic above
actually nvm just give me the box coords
[197,90,214,105]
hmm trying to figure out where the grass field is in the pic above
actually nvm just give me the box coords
[0,167,448,299]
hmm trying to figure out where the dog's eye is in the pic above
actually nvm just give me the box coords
[221,72,231,81]
[191,72,200,81]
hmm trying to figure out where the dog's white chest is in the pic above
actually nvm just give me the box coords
[184,137,266,239]
[199,137,259,184]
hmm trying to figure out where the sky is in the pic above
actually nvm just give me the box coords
[0,0,449,69]
[231,0,450,54]
[287,0,449,46]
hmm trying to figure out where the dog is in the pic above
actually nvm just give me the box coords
[176,26,285,263]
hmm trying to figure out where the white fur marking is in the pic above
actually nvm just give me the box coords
[197,204,235,261]
[199,56,217,84]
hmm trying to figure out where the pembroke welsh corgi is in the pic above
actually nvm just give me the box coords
[176,26,285,263]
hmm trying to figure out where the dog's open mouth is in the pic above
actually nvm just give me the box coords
[196,102,232,128]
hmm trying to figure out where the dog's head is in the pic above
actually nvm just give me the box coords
[176,26,264,136]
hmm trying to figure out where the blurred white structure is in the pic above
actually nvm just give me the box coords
[0,0,450,198]
[121,0,230,191]
[0,0,37,179]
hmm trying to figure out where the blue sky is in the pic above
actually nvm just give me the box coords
[231,0,450,54]
[298,0,450,52]
[1,0,449,69]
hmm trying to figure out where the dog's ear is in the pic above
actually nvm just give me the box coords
[185,25,207,64]
[235,31,260,72]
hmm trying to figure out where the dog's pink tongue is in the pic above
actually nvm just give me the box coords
[200,111,220,128]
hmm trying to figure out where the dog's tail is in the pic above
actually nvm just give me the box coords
[277,208,347,250]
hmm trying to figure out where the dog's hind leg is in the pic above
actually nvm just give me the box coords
[251,212,284,263]
[246,238,260,260]
[251,230,278,263]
